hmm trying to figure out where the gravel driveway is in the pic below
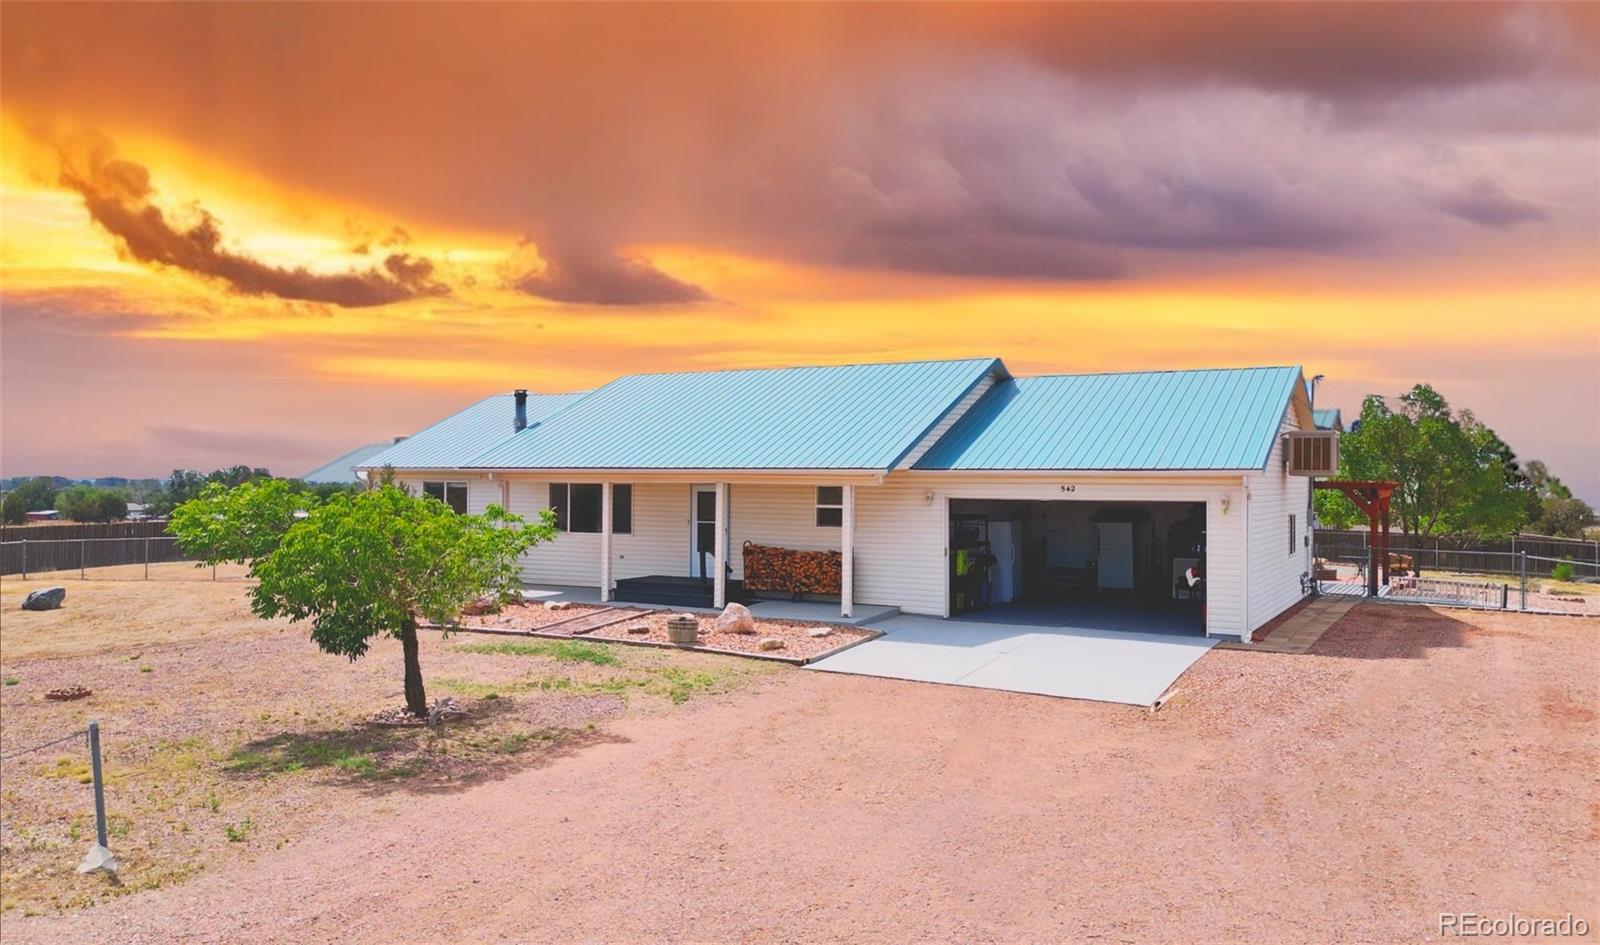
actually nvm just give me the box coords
[5,603,1595,944]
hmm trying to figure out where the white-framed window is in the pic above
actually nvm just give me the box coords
[1288,514,1297,556]
[423,481,468,514]
[549,483,632,534]
[815,486,843,528]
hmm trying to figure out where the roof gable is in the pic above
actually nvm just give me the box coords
[362,392,584,471]
[468,358,1002,471]
[914,366,1305,472]
[302,442,393,483]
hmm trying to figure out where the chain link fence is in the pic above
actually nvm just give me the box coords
[1316,545,1600,615]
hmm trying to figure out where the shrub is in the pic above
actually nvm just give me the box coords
[1551,561,1576,582]
[1,492,24,525]
[53,486,128,522]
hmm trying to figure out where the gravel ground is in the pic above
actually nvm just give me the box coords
[585,610,873,659]
[4,600,1594,943]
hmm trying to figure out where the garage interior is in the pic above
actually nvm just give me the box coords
[949,499,1207,635]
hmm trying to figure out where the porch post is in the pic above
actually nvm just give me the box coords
[841,483,855,618]
[713,482,729,609]
[600,482,614,602]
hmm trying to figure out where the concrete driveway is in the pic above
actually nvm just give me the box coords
[807,613,1218,705]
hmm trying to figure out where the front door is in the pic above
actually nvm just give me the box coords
[690,486,718,580]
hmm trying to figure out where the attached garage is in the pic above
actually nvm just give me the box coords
[947,498,1207,635]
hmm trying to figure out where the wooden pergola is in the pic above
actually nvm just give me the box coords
[1314,480,1399,596]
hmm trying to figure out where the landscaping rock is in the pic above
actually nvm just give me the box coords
[758,637,785,651]
[545,600,577,611]
[626,625,651,634]
[807,626,834,638]
[21,587,65,611]
[715,602,757,635]
[45,685,91,702]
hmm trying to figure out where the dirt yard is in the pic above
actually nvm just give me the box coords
[2,577,1596,943]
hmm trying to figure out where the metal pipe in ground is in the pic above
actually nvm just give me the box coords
[88,721,108,847]
[1519,551,1528,611]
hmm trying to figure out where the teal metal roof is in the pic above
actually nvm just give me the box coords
[1313,408,1343,430]
[302,442,393,483]
[468,358,1002,470]
[361,392,585,470]
[914,366,1304,471]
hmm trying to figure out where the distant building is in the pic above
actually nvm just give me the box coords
[24,509,59,522]
[1312,408,1344,432]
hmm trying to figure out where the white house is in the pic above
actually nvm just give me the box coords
[359,358,1323,643]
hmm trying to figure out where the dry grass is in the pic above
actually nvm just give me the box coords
[0,576,781,916]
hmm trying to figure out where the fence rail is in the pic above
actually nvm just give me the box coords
[1313,530,1600,578]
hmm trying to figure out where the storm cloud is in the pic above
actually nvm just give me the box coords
[55,138,449,308]
[5,2,1597,300]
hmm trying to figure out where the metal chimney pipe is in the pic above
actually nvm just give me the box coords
[513,389,528,432]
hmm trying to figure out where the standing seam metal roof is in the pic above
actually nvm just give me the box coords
[466,359,1002,470]
[912,366,1304,471]
[359,392,586,470]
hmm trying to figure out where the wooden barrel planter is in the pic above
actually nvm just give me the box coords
[666,614,699,646]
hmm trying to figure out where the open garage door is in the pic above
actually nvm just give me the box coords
[949,499,1207,635]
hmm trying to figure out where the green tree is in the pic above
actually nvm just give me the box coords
[172,484,553,717]
[1534,497,1597,538]
[54,486,129,522]
[169,480,319,564]
[2,492,25,525]
[12,476,58,512]
[1333,385,1531,538]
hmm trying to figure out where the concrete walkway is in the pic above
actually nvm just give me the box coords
[1222,597,1358,654]
[806,613,1218,706]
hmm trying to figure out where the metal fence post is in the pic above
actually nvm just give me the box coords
[80,538,87,580]
[20,539,26,579]
[1519,551,1528,611]
[144,537,150,580]
[88,721,108,848]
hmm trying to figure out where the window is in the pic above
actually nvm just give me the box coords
[1288,514,1297,556]
[423,481,468,514]
[816,485,843,528]
[548,483,631,534]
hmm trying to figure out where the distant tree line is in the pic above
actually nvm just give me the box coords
[1,466,360,525]
[1314,384,1596,539]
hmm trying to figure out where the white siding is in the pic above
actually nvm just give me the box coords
[895,372,999,469]
[504,479,687,587]
[727,484,840,580]
[1243,405,1314,633]
[854,475,1249,638]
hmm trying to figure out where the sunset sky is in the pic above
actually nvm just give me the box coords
[1,3,1596,501]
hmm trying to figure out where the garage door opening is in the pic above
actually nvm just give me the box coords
[949,499,1207,636]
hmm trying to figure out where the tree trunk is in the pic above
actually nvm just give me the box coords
[400,618,428,718]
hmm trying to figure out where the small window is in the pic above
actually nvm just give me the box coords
[548,482,631,534]
[423,481,468,514]
[816,485,843,528]
[1288,514,1297,556]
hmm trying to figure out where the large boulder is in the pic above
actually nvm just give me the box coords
[21,587,65,611]
[714,602,756,635]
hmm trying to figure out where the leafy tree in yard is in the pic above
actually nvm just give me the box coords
[1322,384,1531,537]
[1535,497,1597,539]
[169,479,319,563]
[54,485,129,522]
[11,476,58,512]
[172,484,554,717]
[2,492,25,524]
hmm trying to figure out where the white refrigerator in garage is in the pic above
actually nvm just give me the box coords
[1097,522,1134,590]
[988,521,1020,603]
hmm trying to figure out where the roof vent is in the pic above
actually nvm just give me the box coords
[513,389,528,432]
[1283,431,1338,476]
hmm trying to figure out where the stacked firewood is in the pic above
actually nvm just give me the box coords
[742,541,842,595]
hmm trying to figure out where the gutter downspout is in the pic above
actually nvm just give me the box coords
[1242,474,1252,641]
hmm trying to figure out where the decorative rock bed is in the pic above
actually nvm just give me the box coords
[45,685,91,702]
[454,602,878,662]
